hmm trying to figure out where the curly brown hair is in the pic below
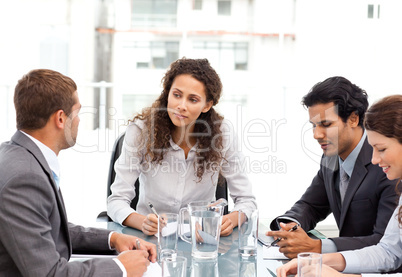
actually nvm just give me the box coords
[364,95,402,226]
[133,58,224,181]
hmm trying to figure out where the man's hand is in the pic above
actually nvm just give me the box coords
[267,222,321,259]
[110,232,157,262]
[141,214,158,236]
[117,250,150,277]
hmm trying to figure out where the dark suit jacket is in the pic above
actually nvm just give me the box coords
[271,138,398,251]
[0,131,122,276]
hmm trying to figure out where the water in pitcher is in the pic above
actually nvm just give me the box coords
[190,210,221,259]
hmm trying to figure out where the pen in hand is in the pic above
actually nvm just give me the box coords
[148,202,164,220]
[268,224,299,248]
[148,202,159,217]
[136,239,141,250]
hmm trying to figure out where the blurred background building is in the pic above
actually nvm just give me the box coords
[0,0,401,226]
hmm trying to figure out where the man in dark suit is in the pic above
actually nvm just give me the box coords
[267,76,398,259]
[0,69,157,276]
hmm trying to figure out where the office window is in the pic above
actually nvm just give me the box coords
[123,41,179,69]
[132,0,178,27]
[193,41,248,71]
[368,4,374,18]
[234,42,248,70]
[193,0,202,10]
[367,4,380,19]
[218,0,231,15]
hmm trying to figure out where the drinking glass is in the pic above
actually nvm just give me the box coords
[297,252,322,277]
[238,209,259,257]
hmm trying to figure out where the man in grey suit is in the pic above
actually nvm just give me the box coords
[267,76,398,259]
[0,69,157,276]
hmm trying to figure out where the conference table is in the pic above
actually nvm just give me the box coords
[80,219,326,276]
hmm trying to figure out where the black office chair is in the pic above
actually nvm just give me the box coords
[96,132,229,221]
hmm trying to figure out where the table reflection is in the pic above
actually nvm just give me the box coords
[105,221,284,277]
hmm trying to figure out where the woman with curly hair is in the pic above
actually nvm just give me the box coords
[107,58,257,236]
[277,95,402,276]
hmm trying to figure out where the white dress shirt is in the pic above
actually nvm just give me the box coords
[21,131,60,186]
[342,196,402,276]
[107,119,257,225]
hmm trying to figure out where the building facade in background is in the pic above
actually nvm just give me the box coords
[0,0,401,223]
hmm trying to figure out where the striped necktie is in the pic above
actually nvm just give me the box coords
[339,166,349,204]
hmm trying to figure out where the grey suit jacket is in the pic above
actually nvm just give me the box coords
[0,131,122,277]
[271,138,398,251]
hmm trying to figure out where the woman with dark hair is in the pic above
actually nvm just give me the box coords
[277,95,402,276]
[107,58,257,236]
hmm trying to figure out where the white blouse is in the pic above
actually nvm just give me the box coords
[342,197,402,276]
[107,119,257,225]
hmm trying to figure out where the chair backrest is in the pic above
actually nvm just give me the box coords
[107,133,139,210]
[107,132,228,214]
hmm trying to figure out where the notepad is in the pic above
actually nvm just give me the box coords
[262,245,288,260]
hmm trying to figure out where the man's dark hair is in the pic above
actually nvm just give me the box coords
[301,76,369,126]
[14,69,77,130]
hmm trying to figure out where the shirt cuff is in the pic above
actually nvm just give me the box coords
[276,216,301,229]
[341,251,362,273]
[108,231,115,250]
[321,238,337,253]
[115,207,137,226]
[113,258,127,277]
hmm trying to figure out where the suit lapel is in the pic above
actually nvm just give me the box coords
[11,131,72,255]
[338,139,371,230]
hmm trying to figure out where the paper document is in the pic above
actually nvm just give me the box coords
[143,262,162,277]
[70,254,162,276]
[70,254,118,260]
[263,246,288,260]
[156,223,190,238]
[161,222,178,237]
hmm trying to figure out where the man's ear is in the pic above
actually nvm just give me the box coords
[53,110,66,129]
[202,100,213,113]
[348,111,359,127]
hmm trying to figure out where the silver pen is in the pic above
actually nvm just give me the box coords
[148,202,160,217]
[136,239,141,250]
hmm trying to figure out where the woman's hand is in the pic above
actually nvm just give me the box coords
[221,216,234,236]
[141,214,158,235]
[276,258,298,277]
[220,212,238,236]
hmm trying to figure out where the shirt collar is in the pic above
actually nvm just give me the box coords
[339,130,367,177]
[169,137,198,152]
[20,131,60,178]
